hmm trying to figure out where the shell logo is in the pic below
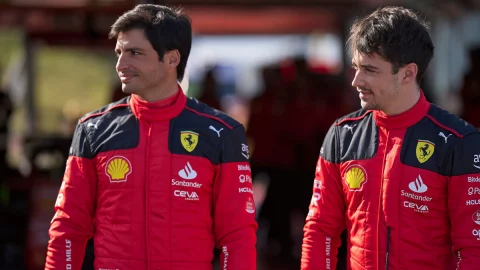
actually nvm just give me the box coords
[105,156,132,182]
[344,164,367,191]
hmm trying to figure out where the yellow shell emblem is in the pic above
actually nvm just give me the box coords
[344,165,367,191]
[105,156,132,182]
[181,131,199,152]
[416,140,435,163]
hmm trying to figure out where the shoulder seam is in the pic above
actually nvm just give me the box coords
[334,124,340,163]
[424,114,464,138]
[335,110,372,126]
[185,107,234,130]
[78,122,94,158]
[79,104,130,123]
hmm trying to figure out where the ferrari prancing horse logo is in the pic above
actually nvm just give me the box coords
[181,131,199,152]
[416,140,435,163]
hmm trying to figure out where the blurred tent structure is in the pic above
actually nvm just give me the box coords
[0,0,479,135]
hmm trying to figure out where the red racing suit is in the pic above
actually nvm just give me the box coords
[302,92,480,269]
[46,88,257,269]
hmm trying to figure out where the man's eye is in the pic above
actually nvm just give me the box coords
[132,51,140,55]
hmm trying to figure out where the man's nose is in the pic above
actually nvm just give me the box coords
[351,71,363,88]
[116,53,129,72]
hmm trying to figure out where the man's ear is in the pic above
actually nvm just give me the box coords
[400,63,418,85]
[165,50,180,68]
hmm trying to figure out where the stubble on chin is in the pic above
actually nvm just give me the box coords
[360,99,381,111]
[121,83,137,95]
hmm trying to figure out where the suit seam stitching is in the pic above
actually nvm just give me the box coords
[80,123,95,158]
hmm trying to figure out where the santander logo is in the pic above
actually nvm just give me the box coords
[408,175,428,193]
[178,162,197,180]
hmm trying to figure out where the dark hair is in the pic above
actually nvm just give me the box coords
[347,6,434,84]
[109,4,192,82]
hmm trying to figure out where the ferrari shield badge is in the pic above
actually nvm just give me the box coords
[416,140,435,163]
[181,131,199,152]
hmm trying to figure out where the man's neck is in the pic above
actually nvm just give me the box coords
[382,85,421,116]
[138,80,179,103]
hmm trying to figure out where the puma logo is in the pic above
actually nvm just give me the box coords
[438,132,452,143]
[209,125,224,137]
[87,122,99,129]
[343,124,357,134]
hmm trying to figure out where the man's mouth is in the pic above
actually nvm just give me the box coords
[119,74,136,83]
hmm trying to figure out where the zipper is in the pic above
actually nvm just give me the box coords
[385,226,391,270]
[377,128,390,270]
[145,123,152,269]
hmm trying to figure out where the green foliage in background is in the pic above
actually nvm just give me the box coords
[0,28,115,135]
[0,29,22,77]
[36,47,114,133]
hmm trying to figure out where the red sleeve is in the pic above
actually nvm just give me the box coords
[302,124,346,270]
[45,124,97,269]
[448,133,480,269]
[213,125,257,270]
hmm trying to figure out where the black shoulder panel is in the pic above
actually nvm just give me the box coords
[401,105,479,175]
[446,133,480,176]
[169,98,246,165]
[72,97,139,158]
[428,104,478,136]
[185,97,240,129]
[321,109,377,163]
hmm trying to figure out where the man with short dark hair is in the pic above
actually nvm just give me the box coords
[46,5,257,269]
[301,6,480,270]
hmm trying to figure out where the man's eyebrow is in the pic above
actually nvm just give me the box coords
[361,64,379,70]
[114,47,145,52]
[126,47,145,52]
[352,62,379,70]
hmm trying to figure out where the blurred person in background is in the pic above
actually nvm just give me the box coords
[302,6,480,270]
[45,4,257,270]
[247,64,297,266]
[460,47,480,128]
[0,87,15,268]
[198,68,221,110]
[0,89,13,184]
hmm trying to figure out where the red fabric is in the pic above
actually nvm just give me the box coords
[302,92,480,269]
[46,88,257,269]
[129,87,184,122]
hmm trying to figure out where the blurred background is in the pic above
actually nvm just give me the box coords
[0,0,480,269]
